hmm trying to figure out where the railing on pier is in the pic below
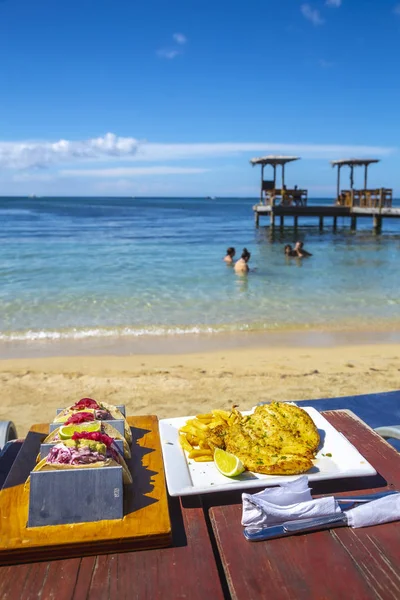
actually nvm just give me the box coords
[336,188,393,208]
[264,188,308,207]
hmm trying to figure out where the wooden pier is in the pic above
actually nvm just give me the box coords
[250,155,396,232]
[253,204,400,232]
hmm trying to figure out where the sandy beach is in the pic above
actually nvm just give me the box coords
[1,341,399,437]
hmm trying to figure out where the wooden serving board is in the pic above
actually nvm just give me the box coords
[0,416,172,565]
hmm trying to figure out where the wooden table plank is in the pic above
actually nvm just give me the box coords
[209,410,400,600]
[0,564,37,600]
[0,495,226,600]
[211,503,376,600]
[317,411,400,600]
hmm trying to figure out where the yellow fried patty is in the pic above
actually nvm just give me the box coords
[224,403,320,475]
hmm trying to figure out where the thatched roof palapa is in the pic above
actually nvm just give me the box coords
[331,158,380,168]
[250,155,300,167]
[331,159,380,192]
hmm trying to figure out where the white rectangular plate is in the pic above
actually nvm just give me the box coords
[159,407,377,496]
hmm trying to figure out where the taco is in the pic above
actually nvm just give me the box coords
[33,431,133,485]
[53,398,132,444]
[41,421,131,459]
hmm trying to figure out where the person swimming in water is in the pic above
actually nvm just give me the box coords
[234,248,251,273]
[295,241,312,257]
[284,244,297,257]
[223,247,236,264]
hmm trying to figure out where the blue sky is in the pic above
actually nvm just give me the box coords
[1,0,399,197]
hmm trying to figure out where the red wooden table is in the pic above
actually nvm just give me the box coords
[0,410,399,600]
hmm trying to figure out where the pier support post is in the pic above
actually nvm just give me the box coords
[319,216,324,231]
[373,215,382,232]
[333,216,337,231]
[279,216,284,229]
[350,216,357,230]
[270,211,275,229]
[255,211,259,228]
[294,216,298,229]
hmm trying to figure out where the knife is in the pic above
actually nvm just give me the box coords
[335,490,398,510]
[244,490,398,542]
[244,513,348,541]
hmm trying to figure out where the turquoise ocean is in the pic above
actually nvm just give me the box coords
[1,196,400,343]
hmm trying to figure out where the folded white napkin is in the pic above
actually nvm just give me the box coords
[242,477,400,531]
[346,493,400,528]
[242,476,341,529]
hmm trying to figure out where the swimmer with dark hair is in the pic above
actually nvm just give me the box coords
[284,244,297,257]
[234,248,251,273]
[223,247,236,264]
[295,241,312,257]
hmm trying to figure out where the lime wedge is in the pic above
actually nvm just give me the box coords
[59,420,101,440]
[214,448,245,477]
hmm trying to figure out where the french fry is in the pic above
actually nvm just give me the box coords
[186,433,198,446]
[198,440,210,449]
[188,449,212,459]
[179,434,193,452]
[208,418,226,429]
[180,425,207,440]
[181,407,236,464]
[211,409,231,422]
[196,413,213,421]
[191,418,209,432]
[185,418,204,432]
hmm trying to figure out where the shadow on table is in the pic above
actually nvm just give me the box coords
[197,471,388,512]
[124,425,159,514]
[2,431,45,490]
[310,472,388,495]
[169,494,215,548]
[168,495,188,547]
[0,441,24,490]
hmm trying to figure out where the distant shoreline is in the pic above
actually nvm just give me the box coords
[1,196,398,202]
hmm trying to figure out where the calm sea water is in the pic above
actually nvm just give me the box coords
[1,196,400,342]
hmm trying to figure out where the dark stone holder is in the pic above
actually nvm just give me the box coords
[28,466,124,527]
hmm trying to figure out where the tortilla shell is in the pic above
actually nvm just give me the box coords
[42,422,131,459]
[54,402,132,445]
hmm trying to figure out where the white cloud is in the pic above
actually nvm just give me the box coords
[319,59,335,68]
[326,0,341,7]
[0,134,395,173]
[60,166,209,178]
[0,132,139,170]
[156,48,180,59]
[394,4,400,15]
[157,33,187,59]
[301,4,325,25]
[173,33,187,45]
[133,142,395,161]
